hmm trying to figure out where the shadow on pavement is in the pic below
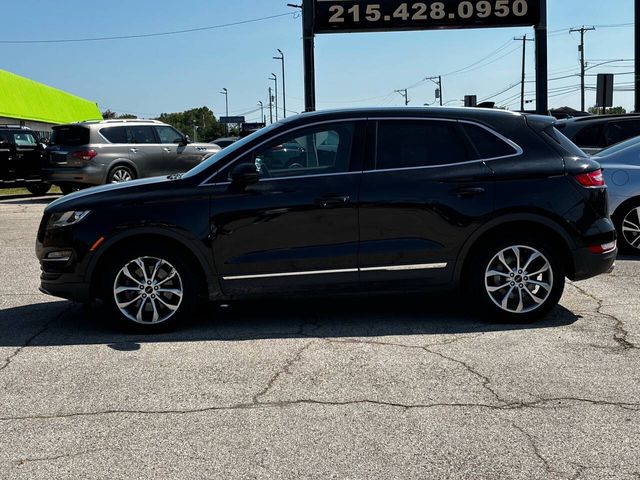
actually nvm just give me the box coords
[0,194,60,205]
[0,294,581,348]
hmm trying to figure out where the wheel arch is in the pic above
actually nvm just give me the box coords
[87,228,221,301]
[455,213,577,284]
[103,160,139,184]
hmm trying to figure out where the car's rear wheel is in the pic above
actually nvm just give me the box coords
[102,246,196,332]
[26,183,51,196]
[109,165,135,184]
[614,200,640,254]
[59,184,80,195]
[470,236,565,323]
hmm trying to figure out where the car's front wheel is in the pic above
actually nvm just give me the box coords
[102,246,196,332]
[470,236,565,323]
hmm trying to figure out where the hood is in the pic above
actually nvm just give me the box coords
[46,176,176,213]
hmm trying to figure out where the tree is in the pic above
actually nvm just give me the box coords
[102,110,138,120]
[156,107,226,142]
[588,106,627,115]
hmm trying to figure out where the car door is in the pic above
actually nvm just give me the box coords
[154,125,201,173]
[358,118,498,290]
[0,132,12,181]
[126,125,164,177]
[207,120,364,295]
[11,131,42,179]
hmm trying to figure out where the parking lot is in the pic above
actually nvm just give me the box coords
[0,194,639,479]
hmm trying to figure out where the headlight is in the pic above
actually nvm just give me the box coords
[49,211,91,228]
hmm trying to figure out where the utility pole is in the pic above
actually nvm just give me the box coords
[515,35,534,111]
[274,49,286,118]
[570,26,595,112]
[426,77,444,106]
[220,88,229,135]
[395,89,409,106]
[258,101,264,124]
[269,73,278,121]
[534,0,548,115]
[268,87,274,124]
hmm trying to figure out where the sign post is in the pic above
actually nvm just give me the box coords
[302,0,547,114]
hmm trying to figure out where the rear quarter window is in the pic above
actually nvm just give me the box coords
[544,127,588,158]
[461,123,518,159]
[51,126,90,146]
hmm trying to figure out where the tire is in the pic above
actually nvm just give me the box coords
[108,165,135,184]
[469,235,565,323]
[613,200,640,255]
[102,245,196,332]
[26,183,51,196]
[59,185,80,196]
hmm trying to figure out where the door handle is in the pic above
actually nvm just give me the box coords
[163,147,172,152]
[129,148,138,153]
[452,186,485,198]
[315,195,351,208]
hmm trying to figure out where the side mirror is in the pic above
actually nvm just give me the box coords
[0,140,9,148]
[230,163,260,186]
[180,135,190,145]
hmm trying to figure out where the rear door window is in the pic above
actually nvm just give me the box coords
[375,120,471,170]
[572,124,606,149]
[100,126,128,144]
[461,123,517,159]
[127,126,158,144]
[51,126,90,146]
[605,120,640,146]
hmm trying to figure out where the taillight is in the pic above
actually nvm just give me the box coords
[588,241,617,254]
[575,169,605,188]
[71,149,97,161]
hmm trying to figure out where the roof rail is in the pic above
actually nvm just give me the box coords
[0,124,30,129]
[101,119,163,124]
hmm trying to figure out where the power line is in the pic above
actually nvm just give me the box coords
[0,12,295,44]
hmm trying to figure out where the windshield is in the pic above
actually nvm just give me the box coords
[182,122,283,179]
[594,135,640,158]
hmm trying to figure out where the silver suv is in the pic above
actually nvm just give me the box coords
[44,119,221,193]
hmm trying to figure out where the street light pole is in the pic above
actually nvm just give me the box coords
[220,88,229,134]
[269,73,278,122]
[274,49,286,118]
[268,87,274,124]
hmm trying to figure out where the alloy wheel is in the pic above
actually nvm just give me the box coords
[113,257,184,324]
[484,245,554,314]
[622,207,640,250]
[111,168,133,183]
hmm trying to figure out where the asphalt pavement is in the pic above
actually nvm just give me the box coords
[0,193,639,480]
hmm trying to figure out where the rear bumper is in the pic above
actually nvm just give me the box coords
[571,246,617,281]
[42,166,105,186]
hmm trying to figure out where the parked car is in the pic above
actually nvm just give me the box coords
[210,137,239,149]
[592,136,640,253]
[556,114,640,155]
[36,107,616,332]
[0,125,51,195]
[44,119,221,194]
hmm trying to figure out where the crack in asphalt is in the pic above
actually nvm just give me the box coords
[569,282,637,351]
[511,422,561,478]
[1,397,638,423]
[0,303,74,373]
[14,448,106,466]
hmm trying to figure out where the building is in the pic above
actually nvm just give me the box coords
[0,69,102,140]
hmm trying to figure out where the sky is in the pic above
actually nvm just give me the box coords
[0,0,636,122]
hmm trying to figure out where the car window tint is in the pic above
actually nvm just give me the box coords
[100,126,128,144]
[51,126,90,146]
[462,123,517,159]
[252,123,355,179]
[606,120,640,146]
[155,126,184,144]
[128,126,157,144]
[376,120,470,170]
[572,124,605,148]
[544,127,588,158]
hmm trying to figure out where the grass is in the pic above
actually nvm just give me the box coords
[0,185,62,196]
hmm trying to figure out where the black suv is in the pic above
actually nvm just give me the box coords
[0,125,51,195]
[556,114,640,155]
[36,108,617,331]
